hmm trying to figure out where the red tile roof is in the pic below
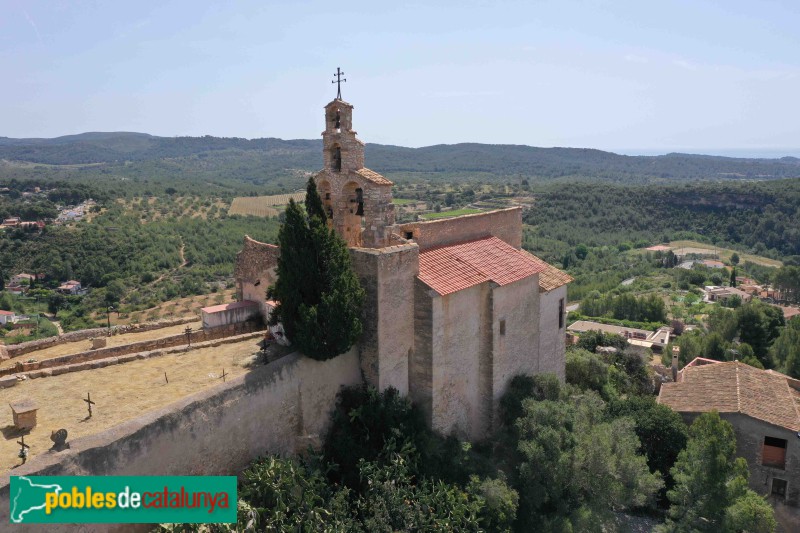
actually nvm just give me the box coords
[0,310,15,316]
[418,237,548,296]
[201,300,258,314]
[355,168,393,186]
[658,360,800,432]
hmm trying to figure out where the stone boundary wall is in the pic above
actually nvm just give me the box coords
[0,321,263,378]
[395,207,523,251]
[0,331,265,387]
[0,348,363,532]
[4,316,198,358]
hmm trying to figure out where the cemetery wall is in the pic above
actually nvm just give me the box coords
[5,316,198,358]
[0,347,363,532]
[0,321,263,377]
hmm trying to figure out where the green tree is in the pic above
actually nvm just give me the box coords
[730,266,737,287]
[304,176,327,222]
[606,396,688,504]
[736,301,784,362]
[658,411,775,533]
[268,188,365,360]
[730,253,740,266]
[515,392,663,531]
[770,318,800,378]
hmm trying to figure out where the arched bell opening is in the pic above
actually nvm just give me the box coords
[342,181,365,247]
[330,144,342,172]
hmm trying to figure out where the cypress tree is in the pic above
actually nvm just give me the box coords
[730,267,736,287]
[268,180,364,360]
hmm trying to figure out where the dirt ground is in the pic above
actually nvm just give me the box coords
[0,337,262,473]
[0,320,203,371]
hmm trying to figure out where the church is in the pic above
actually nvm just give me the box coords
[235,89,572,441]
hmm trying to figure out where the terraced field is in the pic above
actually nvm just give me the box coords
[228,192,305,217]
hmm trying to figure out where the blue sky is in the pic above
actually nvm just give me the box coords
[2,0,799,156]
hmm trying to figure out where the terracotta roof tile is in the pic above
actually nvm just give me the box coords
[356,168,393,186]
[521,250,573,291]
[419,237,548,296]
[658,361,800,431]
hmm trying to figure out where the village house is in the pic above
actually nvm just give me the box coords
[0,310,16,326]
[703,285,753,304]
[566,319,673,353]
[57,280,83,295]
[234,95,573,440]
[10,273,35,286]
[1,217,20,228]
[658,358,800,508]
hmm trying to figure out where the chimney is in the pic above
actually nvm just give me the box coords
[671,346,680,382]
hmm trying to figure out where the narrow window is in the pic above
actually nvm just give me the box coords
[333,147,342,171]
[499,319,506,335]
[772,478,787,498]
[355,188,364,216]
[558,298,564,329]
[762,436,787,469]
[405,231,413,240]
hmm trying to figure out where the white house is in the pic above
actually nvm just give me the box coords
[0,310,16,325]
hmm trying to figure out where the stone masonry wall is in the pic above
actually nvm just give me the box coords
[0,321,262,378]
[350,244,419,395]
[491,276,540,431]
[0,348,363,533]
[431,283,491,441]
[395,207,523,251]
[538,286,567,381]
[5,316,198,358]
[234,235,279,322]
[410,279,434,427]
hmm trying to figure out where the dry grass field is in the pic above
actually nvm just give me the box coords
[668,240,782,268]
[0,337,261,472]
[228,192,305,217]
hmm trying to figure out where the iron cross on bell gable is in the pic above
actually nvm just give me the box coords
[332,67,346,99]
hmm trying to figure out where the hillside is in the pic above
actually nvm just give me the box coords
[2,133,800,192]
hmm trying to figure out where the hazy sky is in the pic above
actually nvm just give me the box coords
[2,0,800,155]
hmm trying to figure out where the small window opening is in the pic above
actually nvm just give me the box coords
[405,231,414,240]
[333,147,342,171]
[772,478,787,498]
[499,319,506,335]
[762,436,788,469]
[558,298,565,329]
[355,188,364,216]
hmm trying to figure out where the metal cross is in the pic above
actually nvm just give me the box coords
[17,435,30,464]
[332,67,346,99]
[84,392,96,418]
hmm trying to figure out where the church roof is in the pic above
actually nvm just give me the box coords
[418,236,548,296]
[521,251,574,292]
[356,168,393,186]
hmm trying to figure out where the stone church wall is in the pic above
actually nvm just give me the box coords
[490,275,541,426]
[234,236,279,322]
[538,285,568,381]
[350,243,419,395]
[430,283,492,441]
[395,207,523,251]
[0,349,363,532]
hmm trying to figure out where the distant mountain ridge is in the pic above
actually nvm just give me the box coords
[1,132,799,182]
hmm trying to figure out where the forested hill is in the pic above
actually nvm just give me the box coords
[1,132,800,184]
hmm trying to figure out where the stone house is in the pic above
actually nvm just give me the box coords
[235,95,572,441]
[658,358,800,508]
